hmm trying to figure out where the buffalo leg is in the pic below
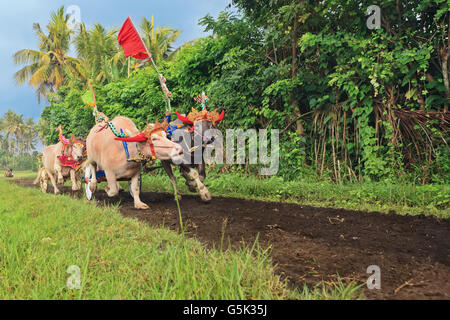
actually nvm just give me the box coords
[40,169,48,193]
[198,163,207,183]
[180,166,197,193]
[130,173,149,210]
[47,170,60,194]
[87,163,97,193]
[104,170,119,198]
[55,162,64,185]
[70,169,81,191]
[182,166,211,202]
[33,167,44,185]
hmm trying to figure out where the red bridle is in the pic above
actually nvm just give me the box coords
[114,128,173,160]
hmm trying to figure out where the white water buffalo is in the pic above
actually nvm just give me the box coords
[41,140,86,194]
[85,116,183,209]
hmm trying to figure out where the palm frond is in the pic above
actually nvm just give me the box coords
[13,49,44,65]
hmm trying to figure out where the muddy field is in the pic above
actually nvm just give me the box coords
[12,179,450,300]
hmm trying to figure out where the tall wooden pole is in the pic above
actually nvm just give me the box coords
[127,57,130,78]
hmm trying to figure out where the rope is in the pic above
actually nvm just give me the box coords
[109,121,127,138]
[139,56,172,113]
[90,103,149,163]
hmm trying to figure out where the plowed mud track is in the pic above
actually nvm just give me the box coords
[12,179,450,300]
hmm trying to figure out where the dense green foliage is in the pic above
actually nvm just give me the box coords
[37,1,449,185]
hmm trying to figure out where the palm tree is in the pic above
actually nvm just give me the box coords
[0,134,5,151]
[13,6,83,103]
[0,111,38,170]
[36,118,49,146]
[23,117,36,153]
[0,110,25,168]
[140,16,182,63]
[0,118,5,160]
[14,8,183,102]
[73,23,127,84]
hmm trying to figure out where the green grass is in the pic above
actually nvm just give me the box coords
[9,170,37,179]
[18,169,449,218]
[142,171,449,219]
[0,175,362,299]
[299,280,365,300]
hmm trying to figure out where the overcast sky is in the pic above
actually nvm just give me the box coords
[0,0,231,121]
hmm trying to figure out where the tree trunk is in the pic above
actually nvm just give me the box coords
[290,17,304,135]
[127,57,131,78]
[442,18,450,112]
[443,50,449,112]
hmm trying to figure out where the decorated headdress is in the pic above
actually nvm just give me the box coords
[176,108,225,125]
[57,125,86,149]
[70,135,86,147]
[114,119,169,143]
[175,92,225,125]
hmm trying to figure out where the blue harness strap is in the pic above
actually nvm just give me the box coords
[120,129,131,159]
[82,170,105,180]
[165,113,184,137]
[167,124,180,136]
[96,170,106,179]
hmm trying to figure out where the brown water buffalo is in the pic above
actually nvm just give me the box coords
[162,108,224,202]
[41,140,86,194]
[85,116,183,210]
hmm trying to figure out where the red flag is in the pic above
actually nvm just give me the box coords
[118,17,149,60]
